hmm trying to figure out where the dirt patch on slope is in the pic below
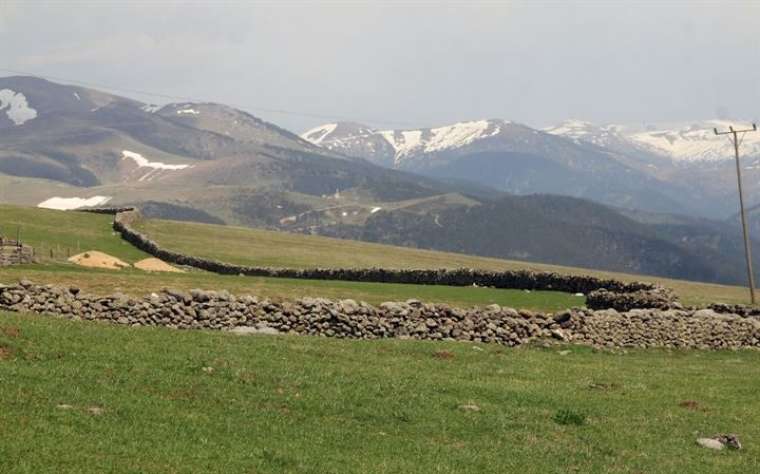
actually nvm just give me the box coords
[0,346,12,360]
[1,326,21,338]
[134,258,184,273]
[68,251,130,270]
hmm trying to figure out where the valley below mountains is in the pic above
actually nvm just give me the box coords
[1,75,759,286]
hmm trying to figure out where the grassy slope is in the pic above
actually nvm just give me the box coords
[0,205,147,263]
[133,218,753,306]
[0,206,578,311]
[2,311,759,473]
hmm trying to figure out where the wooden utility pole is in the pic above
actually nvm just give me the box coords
[715,123,759,304]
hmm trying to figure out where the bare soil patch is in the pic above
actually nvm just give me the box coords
[134,257,184,273]
[68,251,130,270]
[679,400,701,410]
[433,350,455,360]
[0,346,12,360]
[2,326,21,338]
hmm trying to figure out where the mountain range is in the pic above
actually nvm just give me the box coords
[302,118,760,218]
[1,75,759,286]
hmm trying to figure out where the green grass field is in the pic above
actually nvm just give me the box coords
[1,311,759,473]
[133,216,755,307]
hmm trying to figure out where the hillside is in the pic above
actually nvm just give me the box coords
[123,209,752,306]
[0,75,449,215]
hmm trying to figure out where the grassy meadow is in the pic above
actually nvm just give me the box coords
[1,310,759,473]
[0,205,148,263]
[133,217,755,307]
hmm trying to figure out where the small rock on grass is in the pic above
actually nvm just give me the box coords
[697,438,725,450]
[715,434,742,450]
[696,434,742,450]
[230,325,280,336]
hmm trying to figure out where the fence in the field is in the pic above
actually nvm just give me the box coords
[34,241,81,262]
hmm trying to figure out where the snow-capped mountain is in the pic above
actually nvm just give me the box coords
[543,120,628,149]
[302,118,715,216]
[629,120,760,162]
[546,119,760,162]
[302,122,398,167]
[302,119,516,169]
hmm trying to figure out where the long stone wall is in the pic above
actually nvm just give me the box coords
[1,280,758,350]
[107,209,678,310]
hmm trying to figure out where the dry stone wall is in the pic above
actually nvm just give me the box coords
[0,242,34,266]
[107,209,678,310]
[585,288,679,312]
[1,280,758,350]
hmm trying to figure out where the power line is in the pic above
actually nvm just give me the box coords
[0,67,416,128]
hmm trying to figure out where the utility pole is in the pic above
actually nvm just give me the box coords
[715,123,758,304]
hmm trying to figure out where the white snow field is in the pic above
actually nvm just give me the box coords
[302,119,506,164]
[546,119,760,162]
[121,150,193,182]
[0,89,38,125]
[37,196,112,211]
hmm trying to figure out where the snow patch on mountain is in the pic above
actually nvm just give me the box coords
[38,196,112,211]
[629,120,760,162]
[547,119,760,162]
[302,119,507,164]
[0,89,38,125]
[379,130,423,158]
[544,120,625,147]
[302,123,338,145]
[424,120,502,153]
[121,150,191,171]
[141,104,162,113]
[177,108,200,115]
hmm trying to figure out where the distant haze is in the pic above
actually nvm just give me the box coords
[1,0,758,132]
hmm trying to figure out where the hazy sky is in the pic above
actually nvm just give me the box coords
[1,1,759,132]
